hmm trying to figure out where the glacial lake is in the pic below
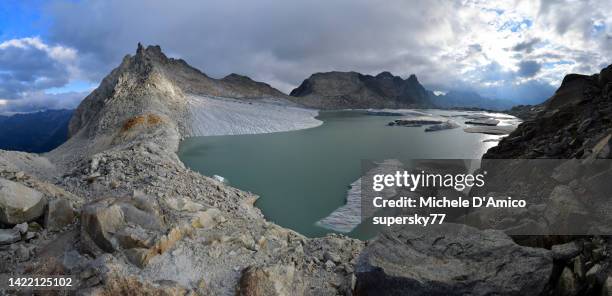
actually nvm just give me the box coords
[178,110,515,239]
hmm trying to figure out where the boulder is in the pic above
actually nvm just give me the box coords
[0,228,20,245]
[323,250,342,263]
[552,160,581,183]
[124,248,154,268]
[165,197,204,212]
[13,222,28,234]
[237,264,304,296]
[355,223,553,296]
[556,267,579,296]
[0,178,47,224]
[544,185,589,233]
[79,195,195,268]
[191,208,225,229]
[81,196,164,254]
[552,241,582,261]
[45,199,75,231]
[86,274,189,296]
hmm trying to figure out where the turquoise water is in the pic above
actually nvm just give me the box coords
[178,110,501,238]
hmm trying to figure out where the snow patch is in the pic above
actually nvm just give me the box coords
[316,178,363,233]
[212,174,228,184]
[317,159,403,233]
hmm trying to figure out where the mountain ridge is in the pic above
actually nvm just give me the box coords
[129,44,287,100]
[288,71,435,109]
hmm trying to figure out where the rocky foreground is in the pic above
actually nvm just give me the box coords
[1,44,611,295]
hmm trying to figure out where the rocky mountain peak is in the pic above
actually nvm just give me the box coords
[135,43,164,58]
[223,73,254,82]
[375,71,395,79]
[63,44,288,158]
[128,43,173,72]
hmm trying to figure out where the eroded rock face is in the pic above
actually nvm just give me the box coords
[355,223,553,296]
[0,178,47,224]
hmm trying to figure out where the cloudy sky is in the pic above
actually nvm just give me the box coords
[0,0,610,113]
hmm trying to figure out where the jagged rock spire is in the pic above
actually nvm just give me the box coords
[133,43,168,65]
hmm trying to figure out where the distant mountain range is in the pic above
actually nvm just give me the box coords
[289,71,434,109]
[288,71,515,110]
[0,109,73,153]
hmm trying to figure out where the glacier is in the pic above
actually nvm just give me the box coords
[187,95,322,136]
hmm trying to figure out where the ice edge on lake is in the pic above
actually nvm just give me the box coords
[316,178,363,233]
[317,159,403,233]
[187,95,322,136]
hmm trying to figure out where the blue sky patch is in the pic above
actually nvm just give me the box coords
[0,1,49,42]
[499,18,533,32]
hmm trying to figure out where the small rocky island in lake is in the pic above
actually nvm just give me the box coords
[387,117,444,126]
[425,121,460,132]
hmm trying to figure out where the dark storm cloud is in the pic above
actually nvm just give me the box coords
[512,38,540,53]
[517,60,542,77]
[45,0,461,92]
[32,0,609,106]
